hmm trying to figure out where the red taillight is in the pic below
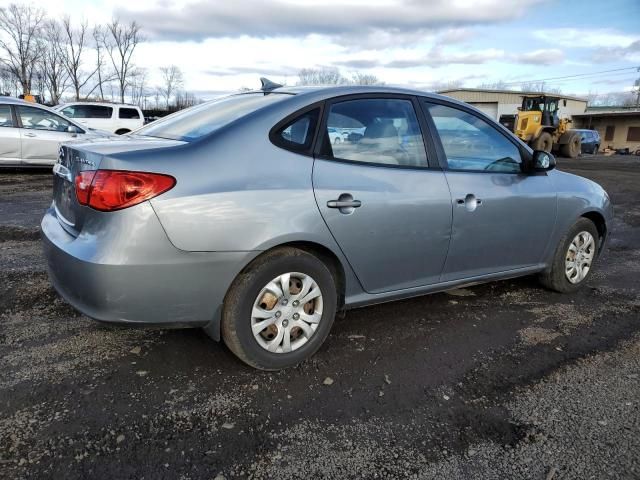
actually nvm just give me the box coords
[75,170,97,206]
[75,170,176,212]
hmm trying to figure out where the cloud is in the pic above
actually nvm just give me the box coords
[116,0,544,42]
[205,66,300,77]
[333,59,383,69]
[591,40,640,62]
[533,28,640,49]
[384,47,505,68]
[512,48,565,65]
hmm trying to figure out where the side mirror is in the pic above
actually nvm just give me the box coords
[67,125,81,136]
[532,150,556,171]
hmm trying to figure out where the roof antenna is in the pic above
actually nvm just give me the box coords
[260,77,283,93]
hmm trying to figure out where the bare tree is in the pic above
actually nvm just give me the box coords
[159,65,184,108]
[350,72,384,86]
[0,64,19,95]
[0,4,45,95]
[175,90,199,110]
[60,17,102,100]
[103,18,142,103]
[297,67,347,86]
[476,80,512,90]
[520,81,562,94]
[40,20,68,104]
[128,67,148,107]
[92,25,109,100]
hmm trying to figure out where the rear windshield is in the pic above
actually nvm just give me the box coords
[134,93,290,141]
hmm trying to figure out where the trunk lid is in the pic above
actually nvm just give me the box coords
[52,137,186,236]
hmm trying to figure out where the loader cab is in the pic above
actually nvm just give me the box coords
[521,95,562,128]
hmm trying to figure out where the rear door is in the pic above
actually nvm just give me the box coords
[16,105,82,165]
[0,104,21,165]
[422,100,557,281]
[312,95,452,293]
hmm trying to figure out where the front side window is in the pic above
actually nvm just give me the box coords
[119,107,140,119]
[17,106,72,132]
[426,103,522,173]
[0,105,13,127]
[322,98,427,167]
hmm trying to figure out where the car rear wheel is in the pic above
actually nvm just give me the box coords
[539,218,599,293]
[222,247,337,370]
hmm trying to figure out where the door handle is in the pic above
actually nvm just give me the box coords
[23,132,36,137]
[456,194,482,212]
[327,193,361,214]
[327,200,362,208]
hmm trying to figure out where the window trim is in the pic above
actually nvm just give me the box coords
[15,105,85,134]
[626,126,640,142]
[0,104,16,128]
[421,97,533,175]
[269,101,325,156]
[118,107,141,120]
[313,92,438,170]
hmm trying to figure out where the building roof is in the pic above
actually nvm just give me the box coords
[437,88,588,103]
[573,109,640,117]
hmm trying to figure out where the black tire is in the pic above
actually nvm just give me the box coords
[222,247,337,370]
[532,132,553,152]
[539,218,599,293]
[560,133,581,158]
[115,129,131,135]
[593,144,600,154]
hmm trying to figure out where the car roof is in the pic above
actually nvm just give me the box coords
[238,84,454,102]
[57,101,140,108]
[0,96,39,106]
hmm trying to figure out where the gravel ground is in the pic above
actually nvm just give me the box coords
[0,155,639,479]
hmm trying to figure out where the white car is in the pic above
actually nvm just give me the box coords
[0,97,112,167]
[54,102,144,135]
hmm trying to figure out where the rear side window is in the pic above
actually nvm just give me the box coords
[119,107,140,119]
[321,98,427,167]
[62,105,112,119]
[426,103,522,173]
[271,108,320,153]
[135,93,289,142]
[0,105,13,127]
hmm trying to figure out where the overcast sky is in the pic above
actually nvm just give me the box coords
[15,0,640,98]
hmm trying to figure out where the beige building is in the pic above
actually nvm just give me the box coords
[437,88,588,121]
[572,109,640,152]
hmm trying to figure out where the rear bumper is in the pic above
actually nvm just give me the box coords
[41,205,255,334]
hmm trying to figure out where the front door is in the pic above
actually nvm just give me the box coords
[424,101,557,281]
[313,96,452,293]
[16,105,79,165]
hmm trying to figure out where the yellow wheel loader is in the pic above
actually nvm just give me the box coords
[503,95,581,158]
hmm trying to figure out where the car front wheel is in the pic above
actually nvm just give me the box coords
[222,247,337,370]
[539,218,599,293]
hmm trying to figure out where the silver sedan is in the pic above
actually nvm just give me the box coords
[0,97,112,167]
[41,83,613,370]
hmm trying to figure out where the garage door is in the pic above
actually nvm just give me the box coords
[469,102,498,120]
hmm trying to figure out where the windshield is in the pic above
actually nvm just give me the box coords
[133,93,290,141]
